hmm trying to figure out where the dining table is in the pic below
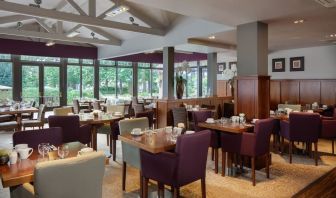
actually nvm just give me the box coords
[118,128,176,154]
[0,142,86,190]
[79,113,124,151]
[0,107,39,130]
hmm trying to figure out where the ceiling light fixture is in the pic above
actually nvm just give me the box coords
[293,19,305,24]
[106,0,129,18]
[67,31,80,38]
[46,40,55,47]
[208,36,215,40]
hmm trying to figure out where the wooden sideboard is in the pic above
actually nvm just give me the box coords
[270,79,336,110]
[156,97,233,128]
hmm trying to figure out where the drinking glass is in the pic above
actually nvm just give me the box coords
[38,143,50,158]
[58,145,69,159]
[171,128,178,142]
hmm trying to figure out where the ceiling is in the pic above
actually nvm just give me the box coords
[0,0,335,56]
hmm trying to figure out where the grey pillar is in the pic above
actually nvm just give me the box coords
[237,21,268,76]
[133,62,138,97]
[162,47,175,99]
[207,53,217,97]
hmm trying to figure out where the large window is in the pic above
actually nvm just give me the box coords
[99,60,116,99]
[82,65,94,99]
[138,63,151,98]
[44,66,60,107]
[67,65,80,104]
[0,55,13,102]
[200,60,208,97]
[22,65,40,104]
[118,67,133,100]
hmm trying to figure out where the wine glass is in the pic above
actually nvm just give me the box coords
[38,143,50,158]
[58,145,69,159]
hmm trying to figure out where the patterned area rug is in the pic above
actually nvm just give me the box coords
[1,130,336,198]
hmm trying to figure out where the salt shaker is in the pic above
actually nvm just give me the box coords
[9,150,18,164]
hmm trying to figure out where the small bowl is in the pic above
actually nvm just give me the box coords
[0,155,9,165]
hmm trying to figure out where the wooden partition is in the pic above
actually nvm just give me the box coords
[270,79,336,110]
[156,97,233,128]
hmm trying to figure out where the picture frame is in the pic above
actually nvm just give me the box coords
[290,56,304,71]
[272,58,285,72]
[229,62,237,69]
[217,62,226,74]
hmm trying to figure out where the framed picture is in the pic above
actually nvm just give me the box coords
[272,58,285,72]
[217,62,226,74]
[290,56,304,71]
[229,62,237,69]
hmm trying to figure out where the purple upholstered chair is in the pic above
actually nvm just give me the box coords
[221,118,274,186]
[280,112,321,165]
[135,110,154,128]
[193,111,220,173]
[140,130,211,198]
[321,119,336,155]
[321,108,336,120]
[48,115,92,145]
[13,127,63,149]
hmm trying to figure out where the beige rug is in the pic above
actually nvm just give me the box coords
[1,130,336,198]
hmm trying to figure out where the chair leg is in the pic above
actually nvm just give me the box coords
[266,153,270,179]
[122,161,126,191]
[314,142,318,166]
[173,187,180,198]
[140,172,143,198]
[280,136,284,155]
[251,157,256,186]
[289,141,292,164]
[214,148,218,174]
[106,134,110,146]
[201,177,206,198]
[221,150,226,176]
[158,182,164,198]
[211,148,214,161]
[112,139,117,161]
[143,177,148,198]
[332,139,334,155]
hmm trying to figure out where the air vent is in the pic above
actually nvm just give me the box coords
[314,0,336,8]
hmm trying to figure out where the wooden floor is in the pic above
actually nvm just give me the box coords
[293,167,336,198]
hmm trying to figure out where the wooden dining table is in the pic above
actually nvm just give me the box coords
[79,114,124,151]
[198,121,254,134]
[0,142,85,189]
[0,107,39,130]
[118,128,176,154]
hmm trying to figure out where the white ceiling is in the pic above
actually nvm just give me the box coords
[0,0,335,56]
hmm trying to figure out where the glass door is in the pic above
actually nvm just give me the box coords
[43,66,61,108]
[22,65,40,105]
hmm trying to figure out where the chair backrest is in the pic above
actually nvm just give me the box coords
[34,152,105,198]
[175,130,211,186]
[193,111,212,131]
[135,111,154,128]
[37,104,46,121]
[48,115,80,143]
[13,127,63,149]
[321,120,336,138]
[106,104,125,116]
[119,117,148,168]
[289,112,321,142]
[53,107,73,116]
[133,104,145,114]
[131,97,139,107]
[223,103,234,118]
[172,107,187,128]
[278,104,302,112]
[254,118,275,156]
[73,99,80,114]
[93,101,101,110]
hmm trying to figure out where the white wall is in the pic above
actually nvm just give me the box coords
[268,45,336,79]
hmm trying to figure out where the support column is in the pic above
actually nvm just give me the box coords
[235,21,270,120]
[207,53,217,97]
[162,47,174,99]
[133,62,138,97]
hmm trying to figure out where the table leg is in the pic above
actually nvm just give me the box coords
[92,125,97,150]
[17,113,22,131]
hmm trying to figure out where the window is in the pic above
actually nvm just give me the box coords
[99,67,116,99]
[22,65,39,104]
[117,67,133,99]
[138,68,151,97]
[152,69,163,98]
[99,60,115,66]
[201,68,208,96]
[0,62,13,102]
[186,68,198,98]
[68,58,79,64]
[0,54,10,60]
[82,66,94,98]
[44,67,60,107]
[21,55,60,62]
[82,59,93,65]
[67,65,80,104]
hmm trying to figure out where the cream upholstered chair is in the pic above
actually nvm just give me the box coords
[22,104,46,130]
[12,151,105,198]
[53,107,73,116]
[278,104,302,112]
[106,104,125,116]
[119,117,148,191]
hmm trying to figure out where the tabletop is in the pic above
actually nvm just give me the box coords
[0,107,38,115]
[0,142,85,188]
[118,129,176,154]
[198,121,254,133]
[79,114,123,125]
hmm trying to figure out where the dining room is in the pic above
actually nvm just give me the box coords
[1,0,336,198]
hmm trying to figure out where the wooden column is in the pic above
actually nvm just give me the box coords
[162,47,175,99]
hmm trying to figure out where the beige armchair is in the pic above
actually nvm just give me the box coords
[12,151,105,198]
[53,106,73,116]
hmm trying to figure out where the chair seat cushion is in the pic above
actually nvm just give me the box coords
[0,114,14,122]
[22,120,43,127]
[0,121,18,128]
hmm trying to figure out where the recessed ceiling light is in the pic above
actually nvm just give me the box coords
[46,40,55,47]
[208,36,215,40]
[105,5,129,17]
[293,19,305,24]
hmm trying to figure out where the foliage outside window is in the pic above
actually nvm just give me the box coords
[22,66,39,104]
[99,67,116,99]
[67,65,80,104]
[21,55,60,62]
[152,69,163,98]
[82,59,94,65]
[0,62,13,102]
[0,54,10,60]
[138,68,151,97]
[187,68,198,98]
[99,60,115,66]
[82,66,94,98]
[202,68,208,96]
[68,58,79,64]
[117,67,133,100]
[44,67,60,107]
